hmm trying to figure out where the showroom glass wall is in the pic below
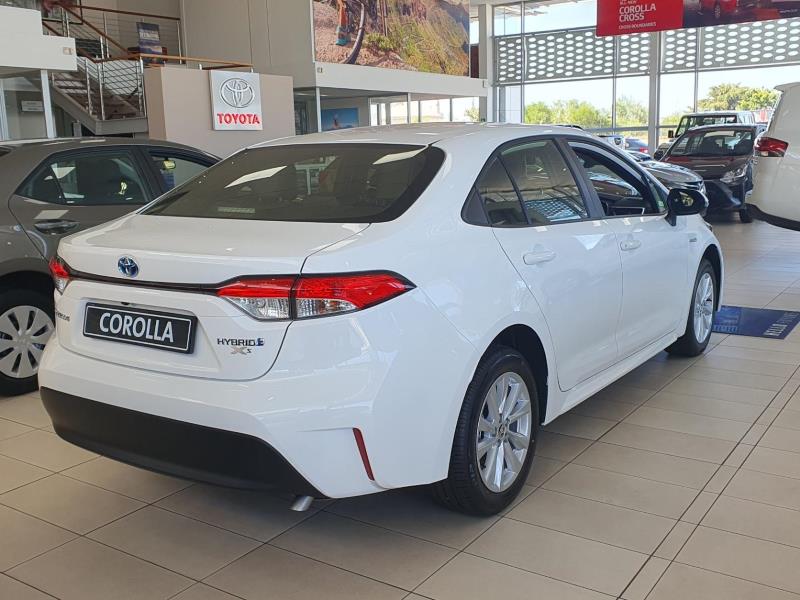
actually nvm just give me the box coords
[493,1,800,148]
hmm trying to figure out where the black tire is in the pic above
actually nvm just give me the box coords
[0,288,54,397]
[432,346,539,515]
[667,259,717,357]
[739,208,753,223]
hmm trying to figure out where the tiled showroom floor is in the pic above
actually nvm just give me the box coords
[3,219,800,600]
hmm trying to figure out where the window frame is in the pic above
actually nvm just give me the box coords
[462,134,605,228]
[18,146,158,207]
[563,137,669,220]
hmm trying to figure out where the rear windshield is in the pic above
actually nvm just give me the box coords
[142,143,445,223]
[669,129,754,157]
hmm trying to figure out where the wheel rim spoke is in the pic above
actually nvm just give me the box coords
[476,371,533,493]
[0,306,54,379]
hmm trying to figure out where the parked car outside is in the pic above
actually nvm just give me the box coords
[624,138,649,153]
[599,133,625,148]
[39,124,721,515]
[628,151,708,197]
[749,82,800,230]
[662,124,757,222]
[0,138,218,396]
[654,111,756,159]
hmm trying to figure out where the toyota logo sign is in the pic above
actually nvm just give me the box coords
[220,78,255,109]
[117,256,139,278]
[210,71,263,131]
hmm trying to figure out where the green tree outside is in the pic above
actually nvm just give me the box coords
[698,83,779,111]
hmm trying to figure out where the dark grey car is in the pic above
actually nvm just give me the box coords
[0,138,217,395]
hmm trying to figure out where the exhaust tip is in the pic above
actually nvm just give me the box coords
[289,495,314,512]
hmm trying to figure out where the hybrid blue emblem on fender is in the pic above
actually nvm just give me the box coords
[118,256,139,278]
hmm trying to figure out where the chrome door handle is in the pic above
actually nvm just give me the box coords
[523,250,557,265]
[34,219,79,235]
[619,239,642,252]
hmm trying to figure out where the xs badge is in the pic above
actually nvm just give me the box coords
[231,346,252,355]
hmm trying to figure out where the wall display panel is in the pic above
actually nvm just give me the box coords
[312,0,470,75]
[598,0,800,36]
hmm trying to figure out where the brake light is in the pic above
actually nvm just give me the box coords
[216,272,414,321]
[49,257,71,294]
[755,136,788,158]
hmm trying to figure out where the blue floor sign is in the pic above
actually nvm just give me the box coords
[713,305,800,340]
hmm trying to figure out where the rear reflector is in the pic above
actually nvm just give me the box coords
[353,428,375,481]
[755,136,789,158]
[49,256,71,294]
[216,272,414,321]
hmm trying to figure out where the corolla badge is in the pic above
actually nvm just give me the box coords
[117,256,139,278]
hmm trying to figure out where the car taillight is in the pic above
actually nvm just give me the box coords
[49,256,71,294]
[755,136,788,158]
[216,272,414,321]
[216,277,295,320]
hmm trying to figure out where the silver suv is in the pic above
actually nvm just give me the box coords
[0,138,216,396]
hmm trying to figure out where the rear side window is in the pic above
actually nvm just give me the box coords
[501,140,588,225]
[148,151,212,191]
[476,158,526,226]
[142,144,444,223]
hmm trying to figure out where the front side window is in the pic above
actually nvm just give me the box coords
[669,129,754,158]
[501,140,588,225]
[22,151,149,205]
[143,144,444,223]
[148,151,212,191]
[572,146,665,216]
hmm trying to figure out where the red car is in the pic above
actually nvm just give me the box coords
[700,0,758,19]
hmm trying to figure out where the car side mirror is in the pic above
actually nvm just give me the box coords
[666,188,708,226]
[668,130,675,139]
[653,149,664,160]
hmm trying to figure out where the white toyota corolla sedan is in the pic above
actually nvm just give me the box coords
[40,124,722,515]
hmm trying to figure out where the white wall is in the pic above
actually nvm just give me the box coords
[0,6,76,73]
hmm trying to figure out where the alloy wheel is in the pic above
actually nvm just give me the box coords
[0,306,54,379]
[693,272,714,344]
[475,372,532,493]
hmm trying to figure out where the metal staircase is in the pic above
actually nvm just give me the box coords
[42,5,151,135]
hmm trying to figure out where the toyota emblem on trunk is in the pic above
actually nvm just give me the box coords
[118,256,139,278]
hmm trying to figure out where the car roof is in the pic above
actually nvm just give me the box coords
[0,137,218,158]
[250,122,599,150]
[683,111,750,117]
[682,123,757,132]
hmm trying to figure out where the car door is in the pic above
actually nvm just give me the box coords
[482,137,623,392]
[140,147,217,194]
[567,140,688,359]
[9,147,154,260]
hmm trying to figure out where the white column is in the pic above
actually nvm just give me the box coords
[314,87,322,133]
[478,3,494,122]
[41,70,56,139]
[647,33,661,154]
[0,79,8,141]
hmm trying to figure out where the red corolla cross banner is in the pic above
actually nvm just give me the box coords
[598,0,800,36]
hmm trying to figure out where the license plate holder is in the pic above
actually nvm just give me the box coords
[83,303,196,354]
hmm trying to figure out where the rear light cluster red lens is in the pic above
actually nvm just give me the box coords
[216,272,414,321]
[755,136,789,158]
[49,257,71,294]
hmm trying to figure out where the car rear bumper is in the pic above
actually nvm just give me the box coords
[41,387,323,497]
[38,288,477,498]
[705,180,745,212]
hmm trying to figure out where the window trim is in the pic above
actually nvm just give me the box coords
[17,146,157,207]
[463,134,604,228]
[563,137,669,220]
